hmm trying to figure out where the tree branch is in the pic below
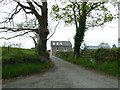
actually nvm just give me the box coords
[0,31,32,40]
[16,1,34,15]
[0,0,4,3]
[0,27,38,32]
[72,2,78,29]
[27,1,42,22]
[0,4,22,25]
[26,32,38,47]
[17,1,31,10]
[10,7,22,21]
[34,1,42,8]
[47,21,60,40]
[86,2,105,15]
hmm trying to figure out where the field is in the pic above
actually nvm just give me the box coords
[2,47,52,79]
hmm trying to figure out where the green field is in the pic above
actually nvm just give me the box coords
[2,47,36,64]
[2,47,52,79]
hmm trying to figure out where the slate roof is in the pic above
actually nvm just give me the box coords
[51,41,72,47]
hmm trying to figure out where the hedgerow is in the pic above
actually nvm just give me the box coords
[55,48,119,77]
[93,48,118,63]
[55,51,74,58]
[56,48,119,62]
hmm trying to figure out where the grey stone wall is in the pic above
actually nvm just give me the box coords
[52,46,72,55]
[51,41,72,55]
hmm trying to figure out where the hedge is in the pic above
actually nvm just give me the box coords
[55,48,119,77]
[56,48,120,63]
[55,51,74,58]
[93,48,119,63]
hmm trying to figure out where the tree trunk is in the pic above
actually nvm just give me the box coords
[74,2,87,59]
[74,41,80,58]
[74,30,81,58]
[36,1,49,61]
[74,29,84,58]
[37,31,48,61]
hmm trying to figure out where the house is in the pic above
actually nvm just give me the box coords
[51,41,72,55]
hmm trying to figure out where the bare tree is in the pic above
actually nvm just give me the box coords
[0,0,49,61]
[17,18,60,52]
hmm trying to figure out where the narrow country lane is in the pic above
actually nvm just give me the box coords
[3,56,118,88]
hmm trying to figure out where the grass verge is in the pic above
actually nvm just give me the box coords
[2,60,52,79]
[2,47,53,79]
[57,56,119,77]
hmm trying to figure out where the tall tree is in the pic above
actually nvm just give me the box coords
[16,18,60,53]
[51,0,116,58]
[0,0,49,61]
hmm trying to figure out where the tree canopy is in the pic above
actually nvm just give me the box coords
[51,0,117,58]
[51,1,116,28]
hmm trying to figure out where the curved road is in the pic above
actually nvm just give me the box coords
[3,56,118,88]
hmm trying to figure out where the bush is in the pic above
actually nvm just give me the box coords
[94,48,118,63]
[82,49,96,58]
[56,51,74,58]
[117,48,120,59]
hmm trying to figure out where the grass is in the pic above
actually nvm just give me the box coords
[2,47,36,64]
[2,61,51,79]
[57,56,119,77]
[97,60,118,76]
[2,47,52,79]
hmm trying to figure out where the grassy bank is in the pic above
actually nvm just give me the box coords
[2,47,52,79]
[2,47,36,64]
[63,56,118,77]
[56,50,119,77]
[3,61,51,79]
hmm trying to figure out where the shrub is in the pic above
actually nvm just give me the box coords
[117,48,120,59]
[56,51,74,58]
[82,49,96,58]
[94,48,118,63]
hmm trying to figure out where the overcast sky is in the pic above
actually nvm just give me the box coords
[0,0,118,50]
